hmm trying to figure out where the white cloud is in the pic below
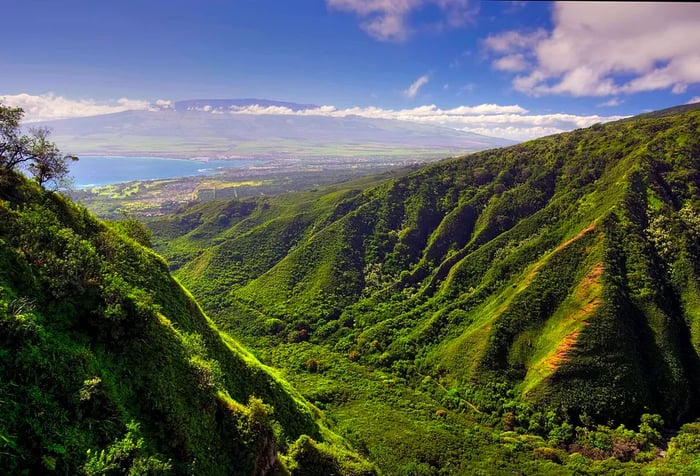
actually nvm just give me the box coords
[155,99,174,109]
[223,102,623,141]
[326,0,474,41]
[672,83,688,94]
[483,29,546,54]
[485,3,700,97]
[688,96,700,104]
[0,93,164,122]
[492,54,528,72]
[2,93,626,142]
[597,97,622,108]
[404,75,430,98]
[115,98,151,110]
[226,103,528,119]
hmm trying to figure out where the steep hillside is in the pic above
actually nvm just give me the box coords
[150,108,700,473]
[0,172,375,475]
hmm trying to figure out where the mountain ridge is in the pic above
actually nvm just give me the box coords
[0,170,376,474]
[147,104,700,472]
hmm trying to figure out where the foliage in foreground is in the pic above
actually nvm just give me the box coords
[0,171,375,474]
[0,103,77,189]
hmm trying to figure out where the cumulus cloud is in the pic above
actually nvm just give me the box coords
[485,3,700,97]
[171,100,625,140]
[221,102,623,141]
[688,96,700,104]
[3,93,626,141]
[326,0,474,41]
[404,75,430,98]
[0,93,167,122]
[226,102,528,118]
[155,99,174,109]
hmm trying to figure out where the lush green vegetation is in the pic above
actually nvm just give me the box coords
[148,106,700,474]
[0,167,376,474]
[1,104,77,190]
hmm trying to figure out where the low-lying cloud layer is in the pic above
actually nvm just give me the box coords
[177,102,626,141]
[485,3,700,97]
[3,93,625,141]
[0,93,174,122]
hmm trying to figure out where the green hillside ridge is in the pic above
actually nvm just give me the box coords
[148,107,700,473]
[0,170,376,475]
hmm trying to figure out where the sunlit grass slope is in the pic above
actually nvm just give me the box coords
[158,109,700,426]
[0,172,376,475]
[151,105,700,473]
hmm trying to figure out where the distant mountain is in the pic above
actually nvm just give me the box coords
[36,99,515,159]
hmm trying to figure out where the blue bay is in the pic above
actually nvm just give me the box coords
[70,156,260,188]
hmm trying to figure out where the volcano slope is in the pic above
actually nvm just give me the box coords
[0,171,376,475]
[150,106,700,474]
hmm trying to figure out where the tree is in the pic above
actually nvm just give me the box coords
[0,104,31,170]
[27,127,78,189]
[0,103,77,189]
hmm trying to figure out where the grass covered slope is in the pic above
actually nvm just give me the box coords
[0,172,375,475]
[156,108,700,428]
[146,107,700,473]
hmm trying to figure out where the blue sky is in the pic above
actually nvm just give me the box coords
[3,1,700,139]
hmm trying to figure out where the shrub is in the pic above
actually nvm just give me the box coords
[83,422,171,475]
[639,413,664,446]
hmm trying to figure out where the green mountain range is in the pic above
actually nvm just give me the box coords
[147,105,700,473]
[3,104,700,475]
[0,172,376,475]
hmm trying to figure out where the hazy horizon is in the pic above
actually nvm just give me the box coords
[3,2,700,142]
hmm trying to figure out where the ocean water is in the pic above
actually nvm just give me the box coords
[70,156,260,188]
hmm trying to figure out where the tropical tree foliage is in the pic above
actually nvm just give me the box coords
[0,103,77,189]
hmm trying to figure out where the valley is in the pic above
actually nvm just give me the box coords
[3,98,700,474]
[6,2,700,474]
[140,104,700,474]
